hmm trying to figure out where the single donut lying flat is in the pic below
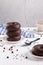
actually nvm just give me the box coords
[32,44,43,56]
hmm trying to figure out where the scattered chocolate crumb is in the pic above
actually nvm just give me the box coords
[3,50,5,52]
[16,49,18,51]
[11,51,14,53]
[3,47,5,49]
[9,48,10,50]
[0,40,2,41]
[7,56,9,59]
[10,46,13,48]
[25,56,28,59]
[9,48,13,51]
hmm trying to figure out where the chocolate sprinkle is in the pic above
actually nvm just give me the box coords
[3,47,5,49]
[16,49,18,51]
[10,46,13,48]
[0,40,2,41]
[11,51,14,53]
[3,50,5,52]
[25,56,28,59]
[9,48,13,51]
[7,56,9,59]
[9,48,10,50]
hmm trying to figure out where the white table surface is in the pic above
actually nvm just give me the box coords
[0,27,43,65]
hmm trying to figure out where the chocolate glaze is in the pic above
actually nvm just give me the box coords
[7,29,21,37]
[6,22,21,31]
[7,35,21,41]
[32,44,43,56]
[6,22,21,41]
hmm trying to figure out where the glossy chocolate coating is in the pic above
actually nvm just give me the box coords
[32,44,43,56]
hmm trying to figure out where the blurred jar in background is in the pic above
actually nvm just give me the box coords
[36,21,43,32]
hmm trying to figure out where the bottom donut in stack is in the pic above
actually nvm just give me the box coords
[7,35,21,41]
[6,22,21,41]
[32,44,43,56]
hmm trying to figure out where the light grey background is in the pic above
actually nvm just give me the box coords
[0,0,43,26]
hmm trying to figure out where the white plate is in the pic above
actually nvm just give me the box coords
[24,42,43,61]
[25,49,43,61]
[2,36,27,46]
[30,50,43,58]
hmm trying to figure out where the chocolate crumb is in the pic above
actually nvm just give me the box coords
[9,48,13,51]
[7,56,9,59]
[25,56,28,59]
[0,40,2,41]
[3,47,5,49]
[9,48,10,50]
[3,50,5,52]
[11,51,14,53]
[10,46,13,48]
[16,49,18,51]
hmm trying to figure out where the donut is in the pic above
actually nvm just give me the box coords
[6,29,21,37]
[7,35,21,41]
[32,44,43,56]
[6,22,21,31]
[6,22,21,41]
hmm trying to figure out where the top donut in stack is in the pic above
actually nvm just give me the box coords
[6,22,21,41]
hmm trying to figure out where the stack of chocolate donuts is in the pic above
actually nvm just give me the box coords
[6,22,21,41]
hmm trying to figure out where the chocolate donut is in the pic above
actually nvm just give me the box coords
[6,22,21,41]
[6,22,21,31]
[32,44,43,56]
[7,29,21,37]
[7,35,21,41]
